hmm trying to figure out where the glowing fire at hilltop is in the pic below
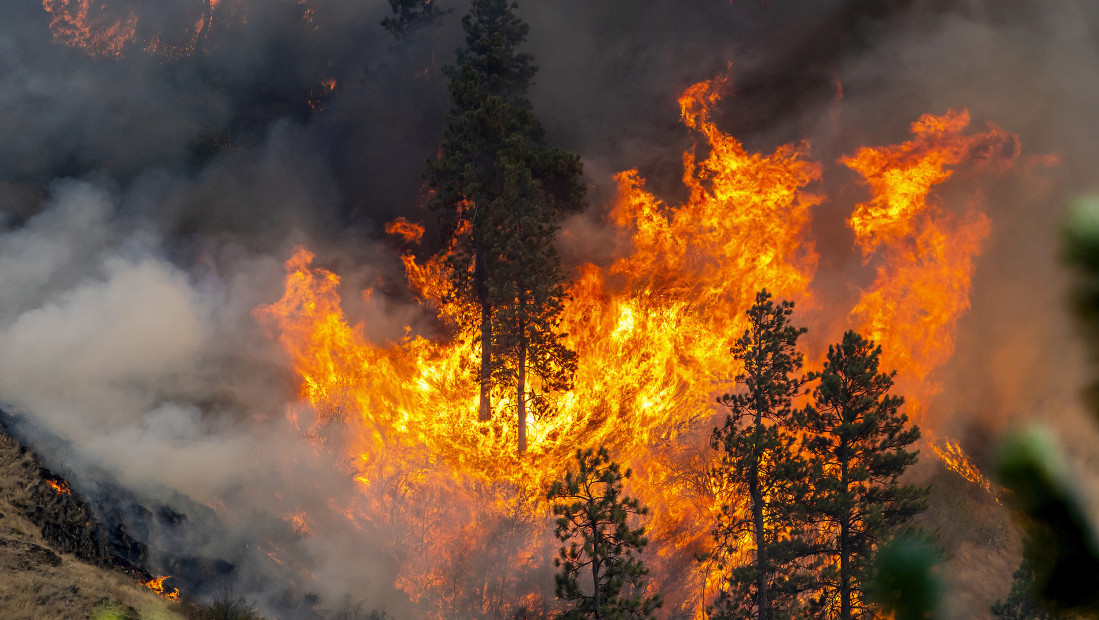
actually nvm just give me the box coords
[42,0,139,58]
[256,79,1018,616]
[40,0,264,59]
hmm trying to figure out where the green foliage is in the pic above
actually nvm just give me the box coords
[990,558,1053,620]
[995,427,1099,615]
[708,295,928,620]
[991,194,1099,619]
[866,536,941,620]
[426,0,583,446]
[709,290,817,620]
[1062,194,1099,419]
[201,593,264,620]
[800,330,928,619]
[548,447,662,619]
[90,600,139,620]
[1062,194,1099,274]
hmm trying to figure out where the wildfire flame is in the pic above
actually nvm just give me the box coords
[45,478,71,495]
[255,79,1019,616]
[842,110,1020,501]
[929,438,998,501]
[41,0,238,59]
[385,217,425,244]
[143,575,180,601]
[42,0,138,58]
[846,109,1020,400]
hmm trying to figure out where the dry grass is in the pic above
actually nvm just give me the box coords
[0,433,189,620]
[914,462,1021,618]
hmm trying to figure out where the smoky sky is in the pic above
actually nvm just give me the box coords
[1,0,1022,242]
[2,0,1099,615]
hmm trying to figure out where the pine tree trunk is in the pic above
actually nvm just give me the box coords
[473,226,493,423]
[478,299,492,421]
[839,517,850,620]
[750,419,768,620]
[517,330,527,454]
[839,442,851,620]
[591,521,602,619]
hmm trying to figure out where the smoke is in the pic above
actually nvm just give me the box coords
[0,0,1098,616]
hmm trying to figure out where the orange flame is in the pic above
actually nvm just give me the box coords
[844,110,1018,500]
[256,80,1018,616]
[42,0,138,58]
[44,0,231,59]
[846,109,1019,412]
[385,217,425,244]
[929,438,998,501]
[143,575,180,601]
[45,479,71,495]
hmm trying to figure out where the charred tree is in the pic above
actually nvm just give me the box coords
[426,0,583,451]
[800,331,928,620]
[548,447,662,619]
[709,290,817,620]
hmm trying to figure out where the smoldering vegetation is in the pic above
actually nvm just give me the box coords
[0,0,1098,616]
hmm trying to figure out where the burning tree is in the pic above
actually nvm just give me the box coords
[426,0,584,452]
[799,330,928,620]
[548,447,662,619]
[709,290,818,620]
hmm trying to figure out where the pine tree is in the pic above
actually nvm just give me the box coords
[800,331,928,620]
[709,289,817,620]
[991,557,1053,620]
[425,0,583,451]
[548,447,662,619]
[488,145,577,453]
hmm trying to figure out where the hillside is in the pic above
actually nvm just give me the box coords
[0,430,235,620]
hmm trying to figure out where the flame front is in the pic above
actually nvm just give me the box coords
[256,79,1018,616]
[846,109,1020,404]
[45,479,71,495]
[843,110,1020,498]
[143,575,180,601]
[42,0,138,58]
[41,0,242,59]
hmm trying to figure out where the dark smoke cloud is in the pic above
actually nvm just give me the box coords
[1,0,1098,615]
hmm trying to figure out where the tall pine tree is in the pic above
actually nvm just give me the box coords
[800,331,928,620]
[426,0,583,452]
[710,290,817,620]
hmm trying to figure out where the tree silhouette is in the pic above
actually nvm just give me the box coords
[709,290,817,620]
[426,0,582,452]
[800,330,928,619]
[548,447,661,619]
